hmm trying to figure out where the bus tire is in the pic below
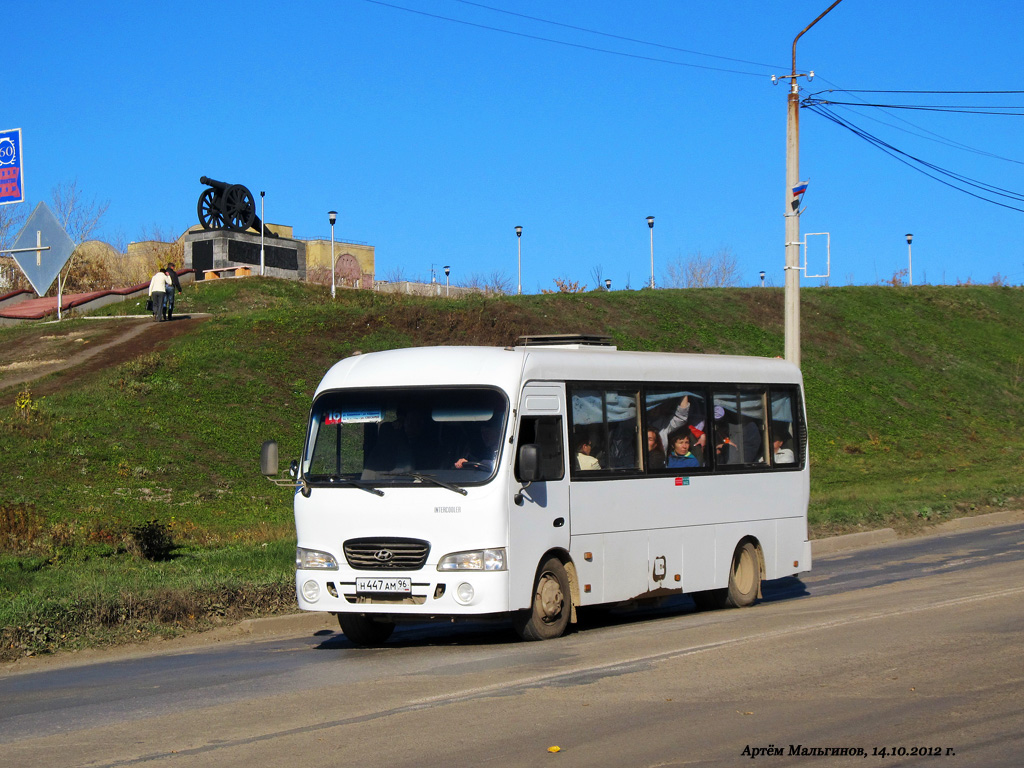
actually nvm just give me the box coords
[723,541,760,608]
[337,613,395,646]
[513,556,571,641]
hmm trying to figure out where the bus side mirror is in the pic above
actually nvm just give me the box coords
[260,440,279,476]
[518,444,539,482]
[515,444,539,506]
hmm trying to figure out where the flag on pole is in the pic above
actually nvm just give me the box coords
[792,180,809,198]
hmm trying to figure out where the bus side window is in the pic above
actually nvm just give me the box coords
[515,416,565,482]
[568,387,641,474]
[769,389,799,466]
[712,388,768,467]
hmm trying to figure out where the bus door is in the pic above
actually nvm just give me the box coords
[508,384,570,611]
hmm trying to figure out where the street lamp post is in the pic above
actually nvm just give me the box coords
[605,278,612,292]
[260,191,265,276]
[328,210,337,299]
[760,270,766,287]
[515,225,522,295]
[444,265,450,297]
[646,216,655,289]
[905,233,914,286]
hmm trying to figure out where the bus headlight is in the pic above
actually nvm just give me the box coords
[296,547,339,570]
[437,548,506,571]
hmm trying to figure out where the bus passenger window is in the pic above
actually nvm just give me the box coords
[770,390,799,466]
[712,389,768,467]
[515,416,565,481]
[569,388,641,475]
[644,388,709,470]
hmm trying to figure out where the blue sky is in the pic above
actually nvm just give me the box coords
[8,0,1023,290]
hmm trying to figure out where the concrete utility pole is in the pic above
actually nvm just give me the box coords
[784,0,844,368]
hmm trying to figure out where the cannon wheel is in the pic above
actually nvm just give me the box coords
[197,188,225,230]
[224,185,256,232]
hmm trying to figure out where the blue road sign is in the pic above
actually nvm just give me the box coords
[0,128,23,205]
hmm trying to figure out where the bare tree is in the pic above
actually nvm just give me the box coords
[590,264,605,289]
[50,179,110,244]
[0,202,28,250]
[0,204,31,291]
[662,248,742,288]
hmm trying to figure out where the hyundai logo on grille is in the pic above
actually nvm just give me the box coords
[374,549,395,562]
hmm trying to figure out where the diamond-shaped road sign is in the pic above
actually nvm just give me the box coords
[9,201,76,297]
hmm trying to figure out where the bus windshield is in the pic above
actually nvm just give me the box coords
[304,387,508,488]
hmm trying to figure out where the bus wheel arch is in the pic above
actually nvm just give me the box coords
[513,551,577,641]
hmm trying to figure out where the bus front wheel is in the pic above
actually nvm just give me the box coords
[513,557,571,641]
[337,613,395,646]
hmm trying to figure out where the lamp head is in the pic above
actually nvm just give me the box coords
[646,216,654,228]
[905,233,913,244]
[444,265,450,277]
[328,211,337,226]
[515,225,522,237]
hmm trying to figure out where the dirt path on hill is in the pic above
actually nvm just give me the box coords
[0,315,209,403]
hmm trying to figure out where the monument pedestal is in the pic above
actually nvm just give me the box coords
[184,230,306,281]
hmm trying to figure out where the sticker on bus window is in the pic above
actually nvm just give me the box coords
[324,409,383,425]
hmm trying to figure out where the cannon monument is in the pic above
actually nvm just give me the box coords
[196,176,277,236]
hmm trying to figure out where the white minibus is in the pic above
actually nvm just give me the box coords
[262,335,810,645]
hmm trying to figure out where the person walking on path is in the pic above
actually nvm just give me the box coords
[163,264,183,320]
[148,268,171,322]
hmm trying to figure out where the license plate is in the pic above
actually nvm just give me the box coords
[355,577,412,594]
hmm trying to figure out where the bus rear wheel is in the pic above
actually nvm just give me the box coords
[513,557,571,641]
[723,541,760,608]
[337,613,395,646]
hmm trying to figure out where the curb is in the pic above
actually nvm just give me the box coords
[930,508,1024,534]
[235,612,337,637]
[811,528,897,556]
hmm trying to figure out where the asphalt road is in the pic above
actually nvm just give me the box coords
[2,522,1022,767]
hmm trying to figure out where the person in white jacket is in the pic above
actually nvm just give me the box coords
[148,269,171,321]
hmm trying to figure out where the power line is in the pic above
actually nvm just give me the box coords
[358,0,775,77]
[827,102,1024,166]
[813,89,1024,95]
[804,101,1024,213]
[811,76,1024,166]
[806,99,1024,116]
[449,0,785,71]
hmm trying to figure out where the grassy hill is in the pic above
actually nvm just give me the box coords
[1,278,1022,659]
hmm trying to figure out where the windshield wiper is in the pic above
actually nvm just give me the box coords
[324,476,385,496]
[383,473,468,496]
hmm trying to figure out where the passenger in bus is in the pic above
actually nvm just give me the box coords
[576,438,601,470]
[646,430,666,470]
[666,432,700,469]
[773,438,795,464]
[657,395,706,455]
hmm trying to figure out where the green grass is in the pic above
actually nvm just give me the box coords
[1,278,1022,659]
